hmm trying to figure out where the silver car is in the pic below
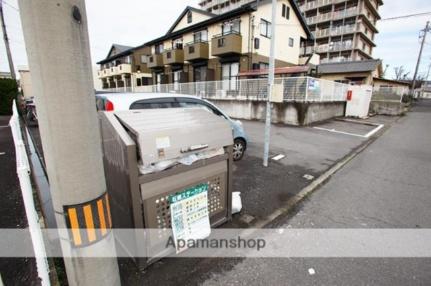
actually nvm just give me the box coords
[95,92,248,161]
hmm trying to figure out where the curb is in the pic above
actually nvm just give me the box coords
[252,122,392,229]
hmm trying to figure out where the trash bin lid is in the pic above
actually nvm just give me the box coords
[114,108,233,165]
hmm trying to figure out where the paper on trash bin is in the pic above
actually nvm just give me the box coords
[138,148,225,174]
[232,192,242,214]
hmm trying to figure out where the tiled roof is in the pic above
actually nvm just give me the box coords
[318,59,382,74]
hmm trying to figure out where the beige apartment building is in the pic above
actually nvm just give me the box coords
[97,0,314,91]
[296,0,382,63]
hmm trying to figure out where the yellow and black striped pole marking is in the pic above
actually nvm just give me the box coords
[64,192,112,247]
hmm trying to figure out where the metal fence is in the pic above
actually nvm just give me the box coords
[9,101,50,286]
[372,86,409,103]
[102,77,349,103]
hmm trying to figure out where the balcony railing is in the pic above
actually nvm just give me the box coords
[184,40,209,61]
[300,0,354,11]
[207,0,254,14]
[147,53,164,68]
[320,57,353,64]
[316,42,353,53]
[211,31,242,56]
[163,48,184,65]
[300,46,316,55]
[98,64,132,78]
[307,7,359,25]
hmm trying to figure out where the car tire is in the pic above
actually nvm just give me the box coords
[233,138,246,161]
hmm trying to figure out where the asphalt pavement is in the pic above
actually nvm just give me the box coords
[0,116,38,285]
[15,109,410,285]
[124,115,393,285]
[201,100,431,285]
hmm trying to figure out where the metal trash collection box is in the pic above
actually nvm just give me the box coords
[99,108,233,268]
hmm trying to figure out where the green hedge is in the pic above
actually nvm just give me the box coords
[0,78,18,115]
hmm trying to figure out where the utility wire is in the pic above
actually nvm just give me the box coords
[381,11,431,21]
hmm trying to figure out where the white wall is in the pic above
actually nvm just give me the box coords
[251,0,307,65]
[172,10,212,33]
[19,70,33,99]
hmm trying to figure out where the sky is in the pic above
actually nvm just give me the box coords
[1,0,431,80]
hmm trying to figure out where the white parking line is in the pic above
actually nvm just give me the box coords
[272,154,285,161]
[364,124,385,138]
[313,127,366,138]
[314,124,384,139]
[0,125,9,128]
[0,152,5,156]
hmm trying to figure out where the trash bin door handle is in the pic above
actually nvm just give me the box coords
[181,144,209,153]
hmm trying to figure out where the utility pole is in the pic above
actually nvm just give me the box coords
[425,61,431,81]
[412,21,430,97]
[18,1,120,285]
[0,0,16,79]
[263,0,277,167]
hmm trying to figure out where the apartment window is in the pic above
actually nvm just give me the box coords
[193,30,208,42]
[155,44,164,54]
[124,56,131,64]
[187,11,192,23]
[260,19,271,38]
[259,62,269,70]
[173,70,181,90]
[282,4,290,19]
[222,62,239,90]
[289,37,294,47]
[140,55,147,64]
[254,37,260,49]
[218,38,226,47]
[156,73,163,91]
[222,19,240,35]
[136,78,142,86]
[172,38,183,49]
[194,66,207,82]
[189,46,195,54]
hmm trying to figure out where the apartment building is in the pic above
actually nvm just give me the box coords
[97,44,153,90]
[97,0,313,91]
[295,0,382,63]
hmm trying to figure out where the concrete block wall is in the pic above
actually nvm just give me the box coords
[208,99,346,126]
[369,101,406,116]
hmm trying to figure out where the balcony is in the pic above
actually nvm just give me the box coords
[315,28,330,38]
[97,67,114,78]
[320,56,353,64]
[111,64,132,76]
[301,46,317,55]
[211,32,242,56]
[184,41,209,61]
[307,12,332,25]
[332,7,358,20]
[163,48,184,65]
[300,0,344,11]
[147,54,164,68]
[329,25,356,36]
[316,42,352,53]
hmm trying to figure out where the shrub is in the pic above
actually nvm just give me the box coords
[0,78,18,115]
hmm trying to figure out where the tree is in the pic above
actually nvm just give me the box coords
[0,78,18,115]
[394,66,410,80]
